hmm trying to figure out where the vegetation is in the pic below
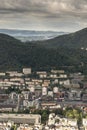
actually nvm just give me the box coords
[53,107,83,125]
[0,28,87,74]
[32,109,50,124]
[10,124,17,130]
[64,107,82,125]
[36,27,87,49]
[31,107,83,124]
[5,86,21,94]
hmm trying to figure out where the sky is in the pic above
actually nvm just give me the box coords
[0,0,87,32]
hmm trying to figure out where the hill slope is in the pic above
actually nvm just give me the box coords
[0,28,87,74]
[0,33,24,70]
[36,28,87,48]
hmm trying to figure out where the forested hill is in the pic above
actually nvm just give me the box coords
[0,33,21,43]
[0,28,87,74]
[36,28,87,48]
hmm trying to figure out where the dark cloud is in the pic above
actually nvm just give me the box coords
[0,0,87,31]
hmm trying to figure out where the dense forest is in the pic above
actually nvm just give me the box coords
[36,28,87,49]
[0,28,87,74]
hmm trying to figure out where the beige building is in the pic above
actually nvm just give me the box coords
[0,114,41,125]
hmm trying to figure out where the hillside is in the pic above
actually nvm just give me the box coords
[0,33,23,70]
[36,28,87,48]
[0,28,87,74]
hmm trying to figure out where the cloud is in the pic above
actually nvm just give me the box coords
[0,0,87,31]
[0,0,86,16]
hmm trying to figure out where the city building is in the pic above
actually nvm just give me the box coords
[0,114,41,125]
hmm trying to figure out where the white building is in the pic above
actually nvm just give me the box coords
[82,118,87,130]
[48,91,53,97]
[42,87,47,95]
[23,68,31,75]
[53,87,59,93]
[48,113,55,126]
[29,86,35,93]
[0,73,5,76]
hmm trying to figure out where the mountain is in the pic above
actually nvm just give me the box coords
[0,28,87,74]
[37,28,87,49]
[0,29,67,42]
[0,33,24,70]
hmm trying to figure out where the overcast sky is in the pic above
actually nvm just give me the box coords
[0,0,87,32]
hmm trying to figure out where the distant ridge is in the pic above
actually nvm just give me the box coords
[0,29,67,42]
[37,27,87,48]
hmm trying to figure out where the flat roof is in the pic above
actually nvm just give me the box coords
[0,114,41,119]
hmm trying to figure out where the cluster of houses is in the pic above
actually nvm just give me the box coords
[0,68,87,129]
[44,113,87,130]
[0,68,86,110]
[0,113,87,130]
[0,113,42,130]
[0,68,86,112]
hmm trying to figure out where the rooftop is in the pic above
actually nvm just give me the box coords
[0,113,41,119]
